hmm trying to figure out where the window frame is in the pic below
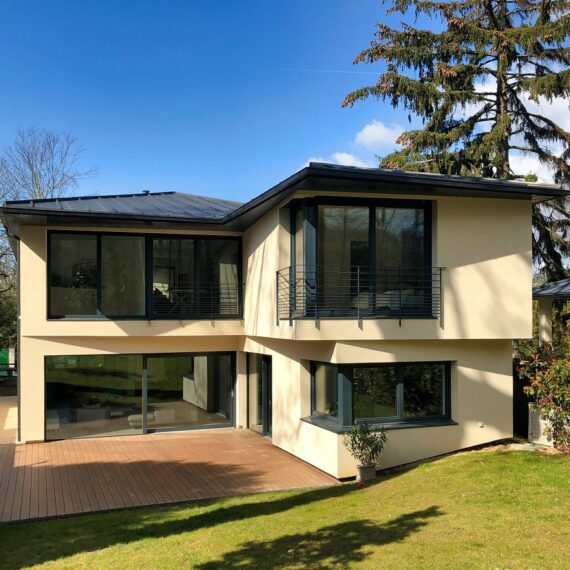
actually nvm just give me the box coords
[47,230,243,320]
[44,350,237,441]
[310,360,452,429]
[289,197,434,319]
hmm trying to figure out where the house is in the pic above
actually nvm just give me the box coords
[2,163,567,479]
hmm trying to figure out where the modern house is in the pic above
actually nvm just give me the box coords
[2,163,567,479]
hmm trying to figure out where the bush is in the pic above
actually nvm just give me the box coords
[518,345,570,450]
[343,422,387,466]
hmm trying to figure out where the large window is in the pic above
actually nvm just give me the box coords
[288,199,435,319]
[45,352,235,440]
[311,361,451,428]
[48,232,241,319]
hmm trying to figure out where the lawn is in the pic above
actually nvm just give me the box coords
[0,449,568,569]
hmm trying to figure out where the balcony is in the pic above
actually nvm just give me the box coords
[276,266,443,324]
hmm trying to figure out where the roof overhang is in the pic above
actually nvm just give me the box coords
[2,163,568,238]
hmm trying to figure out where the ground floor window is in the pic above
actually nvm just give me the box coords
[310,361,451,428]
[45,352,234,440]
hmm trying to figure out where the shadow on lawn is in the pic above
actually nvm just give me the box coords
[3,473,441,568]
[196,506,443,569]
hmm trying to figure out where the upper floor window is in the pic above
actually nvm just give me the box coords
[48,232,241,320]
[282,199,438,320]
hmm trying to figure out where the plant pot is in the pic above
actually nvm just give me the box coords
[357,464,376,482]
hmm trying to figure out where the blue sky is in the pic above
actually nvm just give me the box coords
[0,0,422,202]
[1,1,562,202]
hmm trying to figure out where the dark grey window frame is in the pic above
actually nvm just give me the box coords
[309,360,452,431]
[289,197,434,319]
[47,230,243,320]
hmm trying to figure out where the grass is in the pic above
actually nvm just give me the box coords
[0,449,568,569]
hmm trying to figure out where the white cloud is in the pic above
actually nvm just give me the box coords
[353,120,404,150]
[303,119,403,169]
[330,152,374,168]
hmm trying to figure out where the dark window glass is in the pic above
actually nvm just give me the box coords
[403,363,445,418]
[197,239,239,316]
[49,234,97,316]
[318,206,369,313]
[313,363,338,419]
[45,354,143,439]
[151,238,239,318]
[353,366,397,419]
[101,235,146,317]
[152,238,195,317]
[376,208,426,312]
[310,360,449,426]
[146,353,233,430]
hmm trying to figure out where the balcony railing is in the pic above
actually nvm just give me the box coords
[276,265,443,324]
[151,282,242,320]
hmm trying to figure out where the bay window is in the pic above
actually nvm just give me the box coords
[310,361,451,429]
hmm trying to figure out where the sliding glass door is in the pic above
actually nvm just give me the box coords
[145,353,234,432]
[247,354,272,437]
[45,352,235,440]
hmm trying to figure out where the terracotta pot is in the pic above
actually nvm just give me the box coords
[357,464,376,482]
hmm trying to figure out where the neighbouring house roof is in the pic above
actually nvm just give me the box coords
[1,162,569,236]
[533,278,570,300]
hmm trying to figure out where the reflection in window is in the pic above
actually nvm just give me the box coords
[318,206,369,313]
[101,235,146,316]
[46,352,235,440]
[151,238,239,317]
[313,363,338,419]
[403,363,445,418]
[353,366,397,419]
[46,354,144,439]
[49,234,97,316]
[376,207,426,312]
[146,353,233,431]
[310,361,450,425]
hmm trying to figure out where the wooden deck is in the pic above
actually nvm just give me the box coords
[0,429,337,523]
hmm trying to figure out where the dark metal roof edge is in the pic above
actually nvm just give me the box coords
[4,190,178,206]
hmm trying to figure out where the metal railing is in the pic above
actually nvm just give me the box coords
[151,282,242,320]
[276,265,443,324]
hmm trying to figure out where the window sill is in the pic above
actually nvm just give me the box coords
[301,416,457,434]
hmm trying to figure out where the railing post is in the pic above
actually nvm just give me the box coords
[210,281,213,322]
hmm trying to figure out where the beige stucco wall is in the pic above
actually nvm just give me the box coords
[243,192,533,341]
[244,337,513,478]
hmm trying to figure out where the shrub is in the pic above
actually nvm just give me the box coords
[343,422,387,466]
[518,345,570,450]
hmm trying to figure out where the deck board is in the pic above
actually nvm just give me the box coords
[0,429,337,522]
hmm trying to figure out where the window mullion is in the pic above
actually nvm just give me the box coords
[396,365,404,419]
[339,366,352,427]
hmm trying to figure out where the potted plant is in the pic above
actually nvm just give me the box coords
[343,421,387,481]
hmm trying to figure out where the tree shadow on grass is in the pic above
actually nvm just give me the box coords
[197,506,443,569]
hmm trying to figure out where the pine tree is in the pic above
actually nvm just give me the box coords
[343,0,570,279]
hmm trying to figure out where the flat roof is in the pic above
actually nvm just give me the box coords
[2,162,568,234]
